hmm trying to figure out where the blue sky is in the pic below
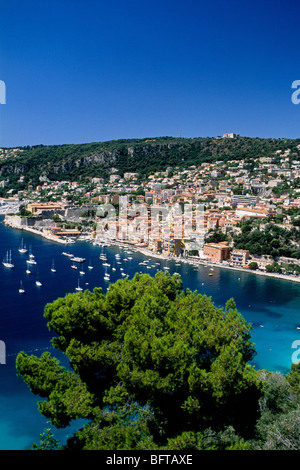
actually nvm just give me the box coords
[0,0,300,147]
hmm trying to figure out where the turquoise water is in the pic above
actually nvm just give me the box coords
[0,218,300,449]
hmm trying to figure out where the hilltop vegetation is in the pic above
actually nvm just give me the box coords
[1,135,300,189]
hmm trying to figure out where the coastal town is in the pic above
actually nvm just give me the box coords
[1,140,300,281]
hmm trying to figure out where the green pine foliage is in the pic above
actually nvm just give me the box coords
[16,272,300,450]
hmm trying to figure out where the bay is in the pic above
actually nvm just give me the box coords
[0,217,300,449]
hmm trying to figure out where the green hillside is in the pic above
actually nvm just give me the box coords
[1,135,300,189]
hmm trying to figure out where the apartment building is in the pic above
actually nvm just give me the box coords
[230,248,250,266]
[203,241,231,262]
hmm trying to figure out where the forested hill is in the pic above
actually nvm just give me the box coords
[1,135,300,188]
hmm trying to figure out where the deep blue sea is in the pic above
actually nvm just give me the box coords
[1,217,300,449]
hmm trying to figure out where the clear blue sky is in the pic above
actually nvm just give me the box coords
[0,0,300,147]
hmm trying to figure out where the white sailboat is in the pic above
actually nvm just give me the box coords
[99,245,107,261]
[29,245,35,258]
[75,279,83,291]
[18,239,28,254]
[19,280,25,294]
[51,259,56,273]
[2,250,14,268]
[36,271,42,287]
[88,259,93,269]
[104,264,110,281]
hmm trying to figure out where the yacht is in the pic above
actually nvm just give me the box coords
[70,256,86,263]
[26,258,37,265]
[2,250,14,268]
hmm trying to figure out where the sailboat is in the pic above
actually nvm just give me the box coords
[99,245,107,261]
[2,250,14,268]
[19,280,25,294]
[104,264,110,281]
[88,259,93,269]
[75,279,83,291]
[36,271,42,287]
[163,260,170,270]
[29,245,35,258]
[18,239,28,254]
[51,259,56,273]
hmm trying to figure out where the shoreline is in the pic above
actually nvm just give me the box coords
[131,246,300,284]
[2,218,69,244]
[3,218,300,284]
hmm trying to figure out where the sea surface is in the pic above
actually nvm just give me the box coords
[0,217,300,449]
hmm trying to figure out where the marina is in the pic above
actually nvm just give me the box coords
[0,217,300,449]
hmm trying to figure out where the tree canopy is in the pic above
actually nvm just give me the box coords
[16,271,265,450]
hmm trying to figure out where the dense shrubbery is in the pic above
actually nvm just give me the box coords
[233,219,300,259]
